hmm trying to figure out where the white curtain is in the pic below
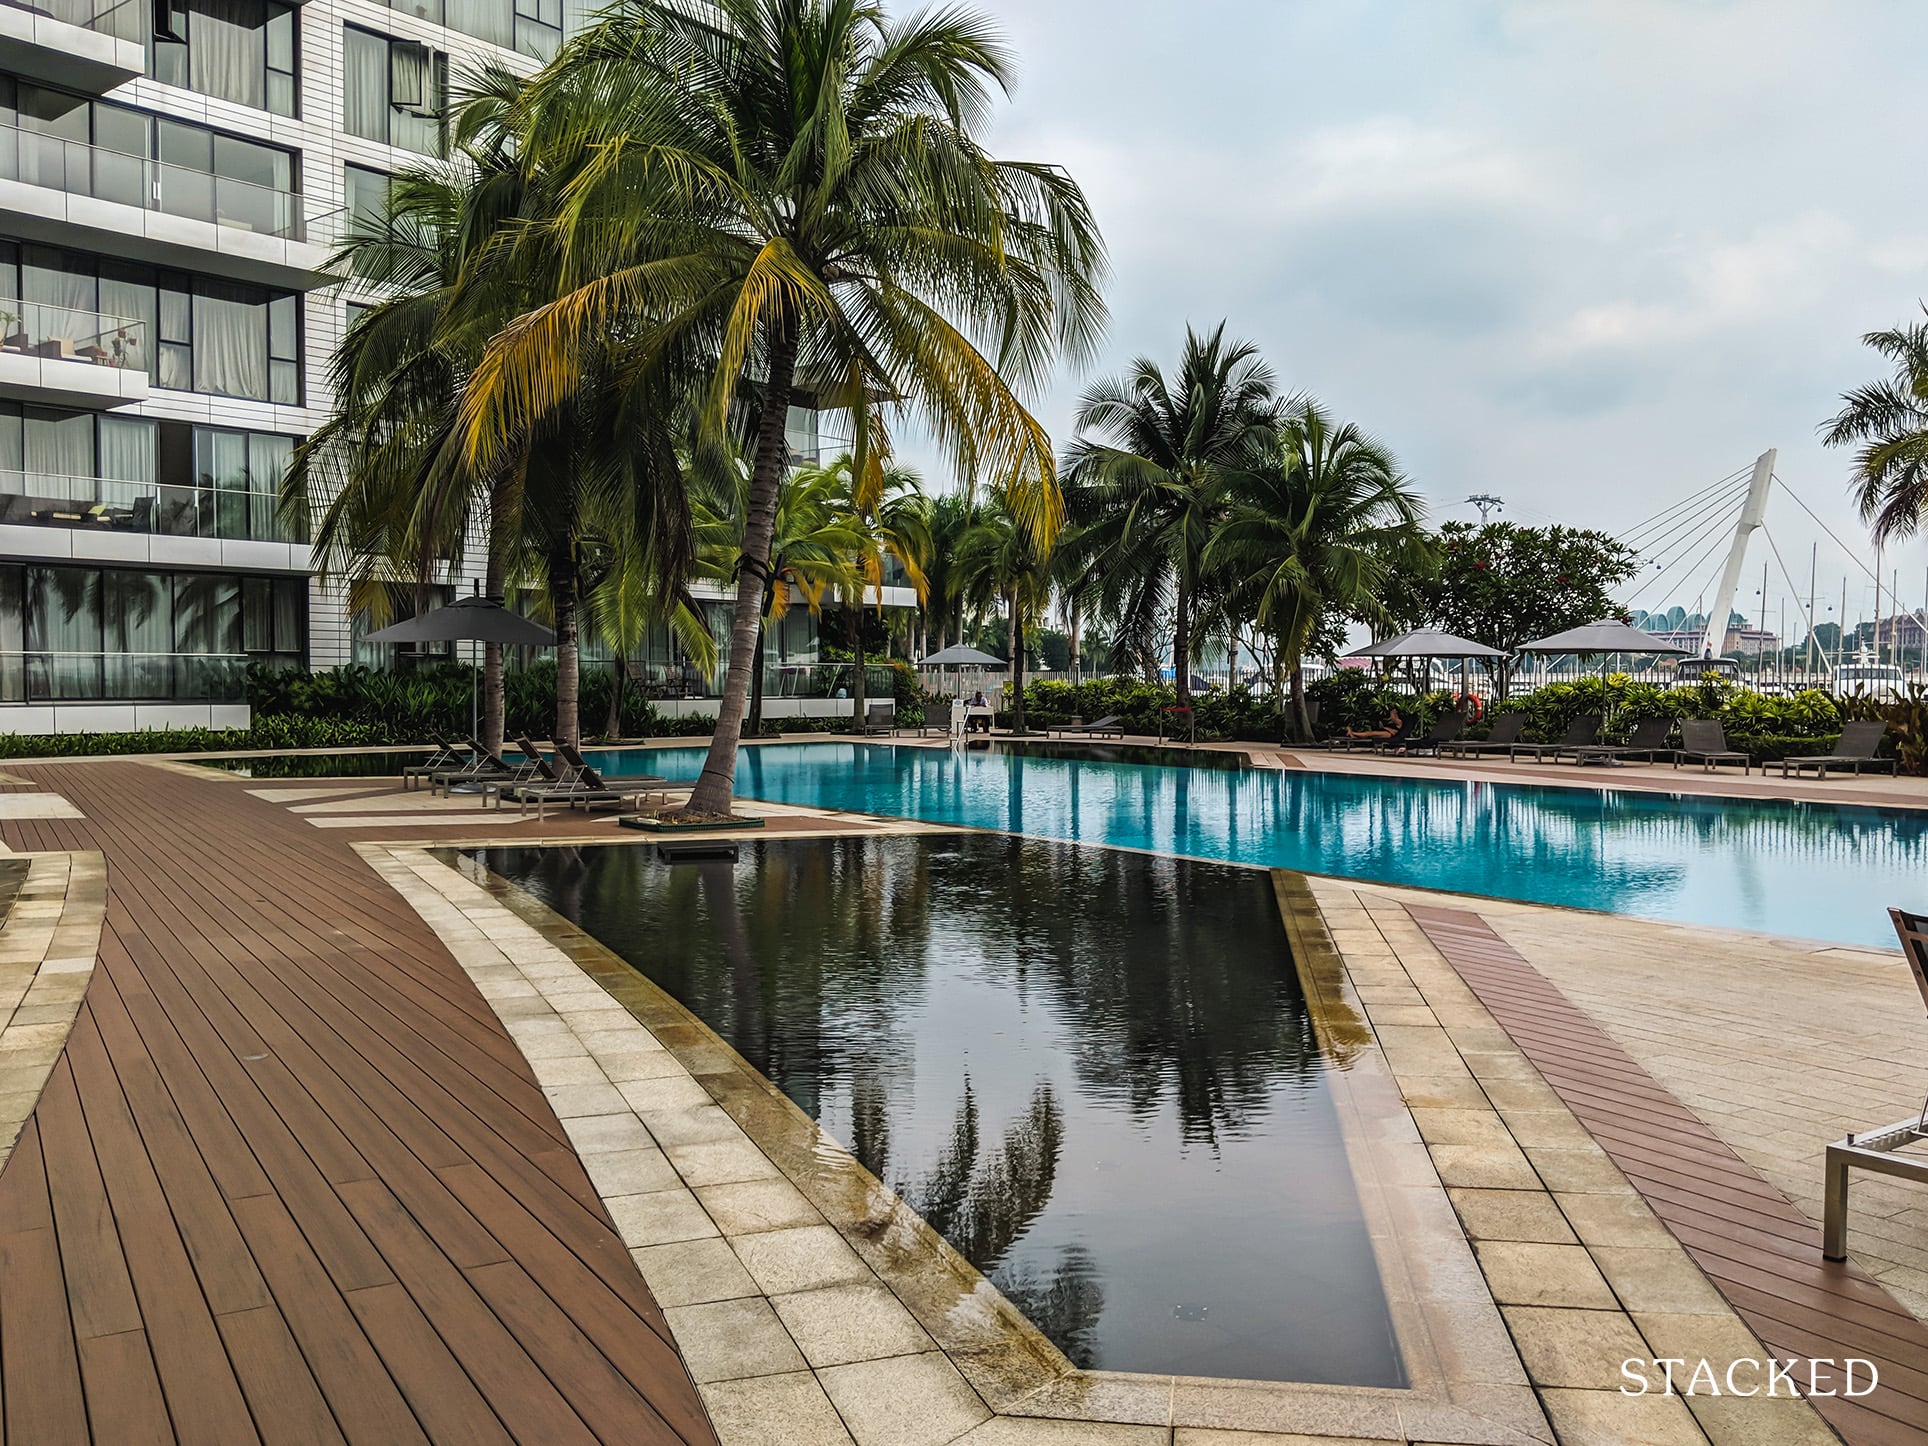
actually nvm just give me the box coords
[343,26,389,142]
[23,409,92,487]
[190,0,265,111]
[192,281,267,400]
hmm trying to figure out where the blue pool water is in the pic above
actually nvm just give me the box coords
[599,742,1928,949]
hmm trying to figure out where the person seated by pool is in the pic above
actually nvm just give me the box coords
[1345,705,1403,741]
[966,688,993,732]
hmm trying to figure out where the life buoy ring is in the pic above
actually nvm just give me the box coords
[1456,692,1484,723]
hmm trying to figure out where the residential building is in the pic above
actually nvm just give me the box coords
[0,0,565,732]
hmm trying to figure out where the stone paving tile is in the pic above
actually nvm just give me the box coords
[817,1351,992,1446]
[699,1370,856,1446]
[607,1186,721,1247]
[1470,1242,1616,1309]
[696,1177,823,1236]
[1537,1388,1706,1446]
[632,1238,759,1308]
[772,1282,935,1368]
[666,1296,809,1384]
[733,1224,876,1296]
[1499,1306,1652,1390]
[1445,1190,1576,1246]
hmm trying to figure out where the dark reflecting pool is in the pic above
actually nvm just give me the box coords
[467,835,1403,1386]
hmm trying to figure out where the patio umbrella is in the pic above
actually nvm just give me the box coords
[1346,628,1508,710]
[1517,618,1686,744]
[920,643,1007,702]
[364,593,557,739]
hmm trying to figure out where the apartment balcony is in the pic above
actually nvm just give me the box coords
[0,468,310,571]
[0,0,144,94]
[0,301,146,407]
[0,126,338,290]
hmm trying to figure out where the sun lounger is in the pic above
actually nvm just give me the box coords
[1052,715,1125,738]
[1439,713,1526,758]
[859,702,895,736]
[1333,715,1414,752]
[1779,720,1895,779]
[494,741,671,819]
[428,737,523,795]
[402,734,468,790]
[1562,716,1677,765]
[1508,713,1602,762]
[919,697,953,737]
[1672,719,1751,774]
[1398,712,1465,756]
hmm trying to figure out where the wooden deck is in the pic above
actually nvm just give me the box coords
[1408,902,1928,1446]
[0,760,716,1444]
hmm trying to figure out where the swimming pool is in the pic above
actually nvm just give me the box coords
[594,742,1928,949]
[467,835,1404,1385]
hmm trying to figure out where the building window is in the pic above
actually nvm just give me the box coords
[156,272,301,403]
[193,425,292,542]
[152,0,299,117]
[0,80,302,237]
[388,0,560,60]
[0,562,306,701]
[353,583,453,666]
[343,25,446,155]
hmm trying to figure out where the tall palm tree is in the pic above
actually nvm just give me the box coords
[456,0,1106,815]
[1204,400,1433,739]
[693,459,866,734]
[1823,306,1928,541]
[919,492,977,659]
[957,504,1052,733]
[810,455,930,725]
[1060,323,1280,704]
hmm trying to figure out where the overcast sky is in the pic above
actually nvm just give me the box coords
[896,0,1928,638]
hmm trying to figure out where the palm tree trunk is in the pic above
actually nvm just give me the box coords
[1008,592,1027,733]
[481,475,515,754]
[1067,599,1082,687]
[1226,628,1239,691]
[1291,662,1310,742]
[687,318,798,815]
[850,597,867,730]
[604,655,625,739]
[1173,576,1192,705]
[551,544,580,749]
[747,614,767,736]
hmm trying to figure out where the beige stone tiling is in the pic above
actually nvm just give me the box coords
[1296,877,1839,1446]
[369,838,1555,1445]
[0,851,104,1167]
[0,791,83,819]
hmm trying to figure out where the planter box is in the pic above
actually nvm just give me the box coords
[618,813,765,834]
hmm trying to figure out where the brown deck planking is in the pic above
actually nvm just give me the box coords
[1407,901,1928,1445]
[0,760,716,1444]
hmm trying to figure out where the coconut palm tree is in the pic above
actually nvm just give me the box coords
[455,0,1106,815]
[919,492,977,659]
[956,504,1053,733]
[1203,400,1434,739]
[693,460,866,735]
[808,455,931,725]
[1823,306,1928,541]
[1060,323,1280,704]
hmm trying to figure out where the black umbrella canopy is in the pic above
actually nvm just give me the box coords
[362,595,556,647]
[1347,627,1508,660]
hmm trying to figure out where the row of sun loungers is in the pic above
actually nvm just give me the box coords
[404,735,670,817]
[1331,712,1897,779]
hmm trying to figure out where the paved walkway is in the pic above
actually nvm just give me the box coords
[0,761,715,1444]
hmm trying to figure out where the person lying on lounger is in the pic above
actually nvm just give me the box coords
[1346,706,1403,741]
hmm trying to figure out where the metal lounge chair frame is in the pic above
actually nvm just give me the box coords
[402,734,468,790]
[1051,715,1125,739]
[1439,713,1526,758]
[859,702,896,737]
[496,740,671,819]
[428,737,523,796]
[1509,714,1602,763]
[1561,716,1678,766]
[1398,712,1465,757]
[1779,720,1895,779]
[1672,719,1751,775]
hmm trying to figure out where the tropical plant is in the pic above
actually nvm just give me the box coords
[1823,305,1928,541]
[919,491,978,660]
[457,0,1106,815]
[808,455,930,725]
[693,457,866,734]
[1060,323,1281,703]
[1204,400,1433,738]
[956,504,1054,733]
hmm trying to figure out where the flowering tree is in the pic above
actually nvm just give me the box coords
[1412,521,1638,694]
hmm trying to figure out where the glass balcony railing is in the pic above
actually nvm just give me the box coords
[0,0,142,42]
[0,122,309,240]
[0,650,247,703]
[0,469,298,542]
[0,299,144,371]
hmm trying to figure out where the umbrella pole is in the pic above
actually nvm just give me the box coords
[471,640,479,743]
